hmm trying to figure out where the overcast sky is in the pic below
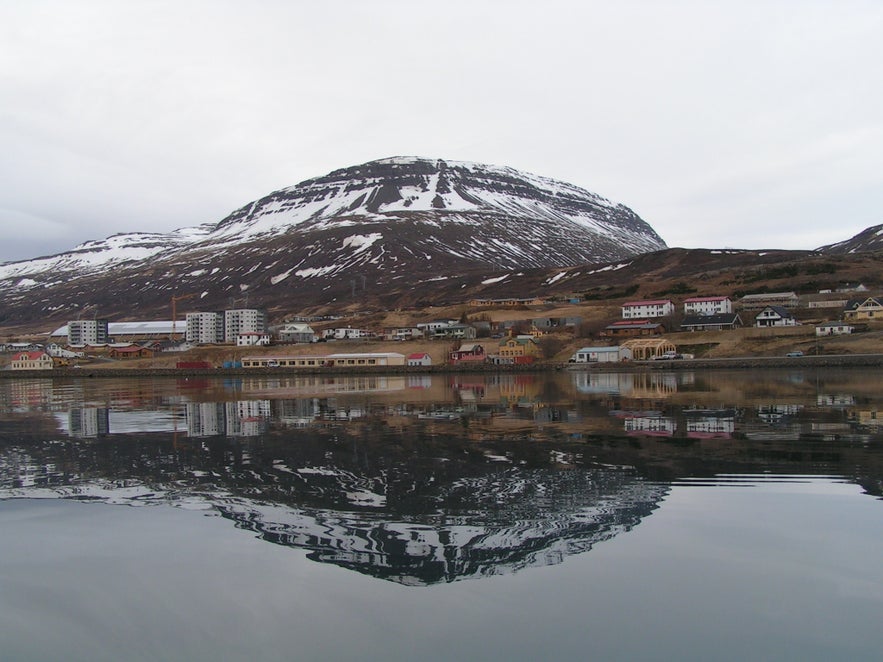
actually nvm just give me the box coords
[2,0,882,263]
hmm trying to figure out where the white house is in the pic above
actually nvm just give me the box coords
[323,328,371,340]
[389,327,424,341]
[406,352,432,366]
[416,319,459,332]
[1,342,43,353]
[432,324,477,340]
[816,322,854,336]
[570,346,632,363]
[755,306,798,327]
[45,343,84,359]
[236,332,272,347]
[621,300,675,319]
[683,296,732,316]
[276,323,316,343]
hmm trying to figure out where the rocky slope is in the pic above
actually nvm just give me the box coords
[0,157,665,325]
[817,223,883,254]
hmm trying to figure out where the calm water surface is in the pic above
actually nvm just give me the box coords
[1,369,882,661]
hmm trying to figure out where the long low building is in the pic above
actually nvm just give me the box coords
[241,352,407,368]
[51,321,184,340]
[570,346,631,363]
[680,313,743,331]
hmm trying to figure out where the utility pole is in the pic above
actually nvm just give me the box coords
[171,293,196,340]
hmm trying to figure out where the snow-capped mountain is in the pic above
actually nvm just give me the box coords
[817,223,883,254]
[0,157,666,322]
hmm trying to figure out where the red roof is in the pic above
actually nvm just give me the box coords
[16,351,49,360]
[622,300,673,307]
[407,353,430,360]
[111,345,148,354]
[608,319,657,327]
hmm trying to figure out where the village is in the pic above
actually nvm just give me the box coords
[2,286,881,372]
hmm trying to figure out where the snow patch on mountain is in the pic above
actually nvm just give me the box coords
[0,157,672,321]
[342,233,383,252]
[481,274,510,285]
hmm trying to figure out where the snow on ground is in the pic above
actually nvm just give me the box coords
[295,265,340,279]
[270,268,295,285]
[544,271,568,285]
[342,233,382,253]
[586,261,632,275]
[481,274,509,285]
[0,157,663,291]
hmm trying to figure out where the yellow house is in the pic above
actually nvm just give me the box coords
[11,351,54,370]
[844,297,883,321]
[498,335,539,360]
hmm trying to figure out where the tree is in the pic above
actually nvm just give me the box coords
[538,335,566,360]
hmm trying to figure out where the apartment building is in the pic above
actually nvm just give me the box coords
[224,309,267,342]
[186,312,225,344]
[68,319,110,345]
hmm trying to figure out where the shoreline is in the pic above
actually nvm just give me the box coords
[2,353,882,379]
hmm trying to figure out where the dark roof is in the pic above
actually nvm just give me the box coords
[759,305,794,318]
[845,296,882,310]
[604,320,665,330]
[681,313,742,327]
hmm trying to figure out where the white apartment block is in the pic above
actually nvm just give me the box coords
[186,312,225,344]
[621,300,675,319]
[683,296,732,316]
[224,309,267,342]
[68,319,110,345]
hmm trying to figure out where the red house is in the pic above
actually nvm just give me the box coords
[601,320,665,338]
[449,343,486,363]
[109,345,155,360]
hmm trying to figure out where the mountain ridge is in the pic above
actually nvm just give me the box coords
[1,157,881,329]
[816,223,883,254]
[0,157,666,324]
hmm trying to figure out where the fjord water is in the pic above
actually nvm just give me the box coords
[1,369,882,661]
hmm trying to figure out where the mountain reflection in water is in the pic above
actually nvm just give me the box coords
[1,369,882,585]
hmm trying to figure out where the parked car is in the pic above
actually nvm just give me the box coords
[785,351,804,358]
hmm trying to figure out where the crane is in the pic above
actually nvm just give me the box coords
[77,303,98,320]
[170,293,197,339]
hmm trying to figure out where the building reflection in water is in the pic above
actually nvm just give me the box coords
[68,408,110,438]
[2,368,883,584]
